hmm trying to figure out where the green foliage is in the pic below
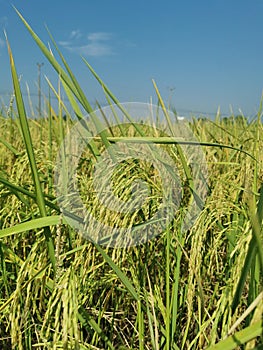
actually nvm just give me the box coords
[0,9,262,350]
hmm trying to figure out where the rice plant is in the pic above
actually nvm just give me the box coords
[0,9,262,350]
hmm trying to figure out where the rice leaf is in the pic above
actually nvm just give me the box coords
[0,215,65,239]
[6,35,56,271]
[206,320,263,350]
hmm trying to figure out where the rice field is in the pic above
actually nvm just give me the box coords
[0,9,262,350]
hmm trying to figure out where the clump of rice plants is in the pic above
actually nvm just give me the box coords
[0,8,262,350]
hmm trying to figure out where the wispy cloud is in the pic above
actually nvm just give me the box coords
[87,32,112,41]
[69,29,82,40]
[68,43,112,57]
[58,41,71,47]
[59,30,114,57]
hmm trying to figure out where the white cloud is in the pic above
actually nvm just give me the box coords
[58,41,71,47]
[73,43,112,56]
[87,32,112,41]
[69,29,82,40]
[59,30,113,57]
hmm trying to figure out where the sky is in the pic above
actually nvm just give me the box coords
[0,0,263,118]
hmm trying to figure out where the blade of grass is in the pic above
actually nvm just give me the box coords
[93,136,256,159]
[14,7,84,105]
[206,320,263,350]
[43,29,119,160]
[0,215,65,239]
[47,87,54,208]
[6,34,56,271]
[44,25,93,114]
[0,173,59,212]
[170,230,184,344]
[93,242,139,301]
[227,292,263,336]
[101,86,126,135]
[82,57,146,135]
[78,307,115,350]
[43,26,119,162]
[165,227,171,349]
[15,6,111,160]
[250,198,263,271]
[45,76,72,120]
[153,81,207,213]
[0,137,20,156]
[152,79,174,134]
[232,184,263,313]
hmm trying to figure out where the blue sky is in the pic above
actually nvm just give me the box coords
[0,0,263,117]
